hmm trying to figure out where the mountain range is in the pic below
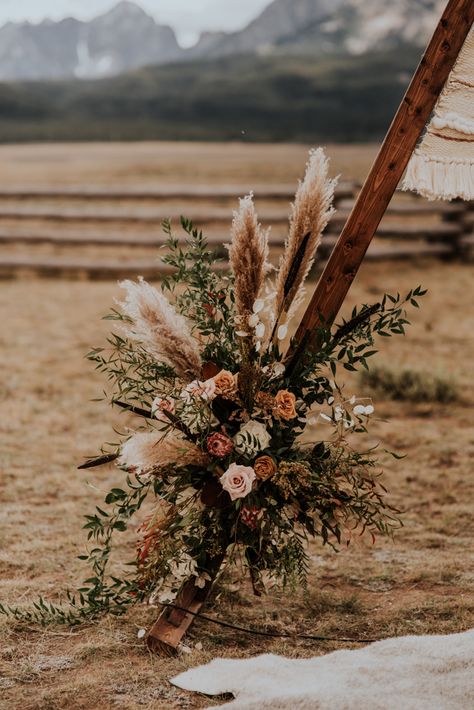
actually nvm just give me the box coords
[190,0,445,59]
[0,1,181,81]
[0,0,446,82]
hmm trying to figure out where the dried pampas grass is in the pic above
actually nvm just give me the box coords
[228,194,269,323]
[119,278,201,381]
[273,148,337,334]
[118,430,209,475]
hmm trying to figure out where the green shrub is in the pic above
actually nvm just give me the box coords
[360,365,459,404]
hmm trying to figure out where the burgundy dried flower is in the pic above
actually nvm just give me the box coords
[241,506,260,530]
[206,432,234,458]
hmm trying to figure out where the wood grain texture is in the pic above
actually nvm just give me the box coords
[291,0,474,352]
[146,558,224,656]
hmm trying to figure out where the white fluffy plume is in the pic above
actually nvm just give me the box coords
[118,278,201,381]
[118,430,209,475]
[228,193,270,321]
[274,148,337,330]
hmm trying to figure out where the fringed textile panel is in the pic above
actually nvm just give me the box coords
[403,27,474,201]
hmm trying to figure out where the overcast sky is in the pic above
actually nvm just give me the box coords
[0,0,272,46]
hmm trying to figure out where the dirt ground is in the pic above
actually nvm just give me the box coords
[1,143,474,710]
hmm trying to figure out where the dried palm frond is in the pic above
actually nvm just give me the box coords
[273,148,337,338]
[118,278,201,381]
[118,430,209,475]
[227,194,270,324]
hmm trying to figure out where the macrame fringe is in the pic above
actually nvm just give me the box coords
[403,153,474,201]
[432,111,474,135]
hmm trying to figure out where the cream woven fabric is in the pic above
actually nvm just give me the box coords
[403,27,474,201]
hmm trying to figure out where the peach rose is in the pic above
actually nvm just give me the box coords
[213,370,237,397]
[219,463,256,501]
[275,389,297,420]
[254,455,276,481]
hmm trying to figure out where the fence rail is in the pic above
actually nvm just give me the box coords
[0,181,472,278]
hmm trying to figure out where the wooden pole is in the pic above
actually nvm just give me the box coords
[290,0,474,358]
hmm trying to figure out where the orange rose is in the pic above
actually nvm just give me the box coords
[274,390,297,420]
[213,369,237,397]
[254,455,277,481]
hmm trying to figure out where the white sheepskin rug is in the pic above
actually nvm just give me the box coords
[171,628,474,709]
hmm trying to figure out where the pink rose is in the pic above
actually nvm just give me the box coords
[219,463,256,501]
[206,432,234,458]
[181,378,216,402]
[151,396,175,423]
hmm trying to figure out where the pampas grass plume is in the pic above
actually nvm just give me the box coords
[228,193,269,321]
[118,430,209,475]
[119,278,201,381]
[274,148,337,327]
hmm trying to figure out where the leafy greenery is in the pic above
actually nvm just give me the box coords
[0,221,423,626]
[360,364,459,404]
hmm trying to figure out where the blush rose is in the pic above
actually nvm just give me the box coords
[181,378,217,402]
[219,463,256,501]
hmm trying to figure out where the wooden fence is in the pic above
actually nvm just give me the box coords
[0,181,472,278]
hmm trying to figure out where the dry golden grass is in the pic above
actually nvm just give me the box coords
[1,260,474,709]
[0,142,376,187]
[1,142,473,709]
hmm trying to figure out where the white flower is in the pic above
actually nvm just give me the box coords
[248,313,260,328]
[262,362,285,380]
[181,378,216,402]
[234,420,271,456]
[277,324,288,340]
[157,588,178,604]
[253,299,265,314]
[272,362,286,377]
[255,322,266,339]
[219,463,256,501]
[169,553,199,581]
[194,572,212,589]
[353,403,375,416]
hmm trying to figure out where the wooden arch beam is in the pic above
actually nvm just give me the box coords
[290,0,474,359]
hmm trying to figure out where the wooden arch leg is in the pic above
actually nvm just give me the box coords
[146,570,221,656]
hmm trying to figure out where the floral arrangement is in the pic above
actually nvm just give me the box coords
[1,149,425,625]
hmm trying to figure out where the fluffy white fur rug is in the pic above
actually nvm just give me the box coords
[172,628,474,709]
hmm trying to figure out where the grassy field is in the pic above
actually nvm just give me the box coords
[0,141,377,187]
[1,143,473,709]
